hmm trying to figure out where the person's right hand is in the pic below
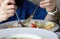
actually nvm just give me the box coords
[0,0,16,22]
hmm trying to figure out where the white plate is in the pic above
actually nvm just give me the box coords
[56,32,60,39]
[0,19,59,31]
[0,28,58,39]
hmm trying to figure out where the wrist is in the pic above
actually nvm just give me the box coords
[46,8,58,15]
[49,6,56,12]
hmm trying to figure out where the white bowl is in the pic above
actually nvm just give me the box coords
[6,34,41,39]
[0,28,58,39]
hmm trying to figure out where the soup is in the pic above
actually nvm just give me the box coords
[1,34,41,39]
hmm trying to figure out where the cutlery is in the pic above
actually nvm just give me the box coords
[15,12,26,27]
[22,6,39,26]
[15,2,40,27]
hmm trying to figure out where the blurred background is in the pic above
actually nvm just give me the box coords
[29,0,60,12]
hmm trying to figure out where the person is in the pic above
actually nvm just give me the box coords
[0,0,60,25]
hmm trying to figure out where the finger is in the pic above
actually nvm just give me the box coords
[8,0,15,5]
[40,1,51,5]
[0,9,15,15]
[3,13,8,18]
[40,0,56,5]
[1,0,15,6]
[7,13,14,18]
[0,10,6,15]
[0,11,14,19]
[1,0,10,5]
[40,3,53,8]
[7,9,15,14]
[45,0,49,1]
[0,5,15,15]
[40,3,53,7]
[5,5,15,10]
[0,14,8,21]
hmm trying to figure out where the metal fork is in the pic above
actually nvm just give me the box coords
[22,0,41,25]
[15,12,26,27]
[22,6,39,25]
[15,6,38,27]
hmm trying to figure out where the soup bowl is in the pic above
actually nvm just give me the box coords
[0,28,58,39]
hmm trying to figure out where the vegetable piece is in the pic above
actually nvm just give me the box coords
[31,23,37,28]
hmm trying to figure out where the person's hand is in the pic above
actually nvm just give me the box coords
[0,0,16,22]
[39,0,56,12]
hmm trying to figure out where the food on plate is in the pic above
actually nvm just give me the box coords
[31,23,37,28]
[44,22,55,30]
[8,23,21,28]
[8,26,18,28]
[31,21,56,30]
[7,21,56,30]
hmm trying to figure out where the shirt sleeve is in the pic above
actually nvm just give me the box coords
[27,1,47,20]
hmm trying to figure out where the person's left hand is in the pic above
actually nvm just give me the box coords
[39,0,56,12]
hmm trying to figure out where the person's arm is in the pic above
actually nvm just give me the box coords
[45,9,60,20]
[39,0,60,24]
[45,8,60,24]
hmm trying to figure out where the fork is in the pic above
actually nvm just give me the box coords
[21,0,41,25]
[15,2,39,27]
[15,12,26,27]
[22,6,39,26]
[15,5,38,27]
